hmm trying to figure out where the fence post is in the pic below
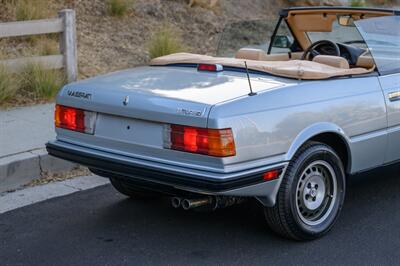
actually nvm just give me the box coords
[59,9,77,83]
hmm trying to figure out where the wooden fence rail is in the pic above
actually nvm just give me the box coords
[0,9,78,83]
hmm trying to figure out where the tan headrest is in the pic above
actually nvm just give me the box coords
[235,48,268,61]
[313,55,350,69]
[356,55,375,69]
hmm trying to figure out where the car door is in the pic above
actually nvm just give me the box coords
[380,74,400,163]
[356,15,400,163]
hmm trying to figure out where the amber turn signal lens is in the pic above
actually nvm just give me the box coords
[166,125,236,157]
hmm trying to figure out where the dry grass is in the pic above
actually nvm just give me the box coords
[19,63,66,100]
[15,0,50,21]
[34,36,60,56]
[106,0,133,17]
[188,0,219,10]
[148,25,186,59]
[0,36,59,60]
[0,1,61,107]
[25,166,92,188]
[0,65,18,104]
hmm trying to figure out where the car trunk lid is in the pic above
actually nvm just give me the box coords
[55,66,289,163]
[57,66,287,126]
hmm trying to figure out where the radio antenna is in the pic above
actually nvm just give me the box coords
[244,61,256,96]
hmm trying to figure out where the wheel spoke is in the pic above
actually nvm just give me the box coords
[296,160,337,226]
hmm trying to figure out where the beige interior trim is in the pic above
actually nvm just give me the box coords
[150,53,374,80]
[291,14,337,32]
[285,9,394,50]
[235,48,269,61]
[313,55,350,69]
[356,54,375,69]
[291,52,303,60]
[235,48,304,61]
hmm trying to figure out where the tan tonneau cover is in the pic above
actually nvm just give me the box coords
[150,53,373,80]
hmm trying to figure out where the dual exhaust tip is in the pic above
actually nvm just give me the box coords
[171,197,213,210]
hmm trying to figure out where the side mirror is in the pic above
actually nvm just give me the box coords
[272,35,292,49]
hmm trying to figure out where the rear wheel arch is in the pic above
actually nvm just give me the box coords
[287,124,352,174]
[308,133,351,174]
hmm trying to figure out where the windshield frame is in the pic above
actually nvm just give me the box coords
[267,16,303,55]
[355,15,400,76]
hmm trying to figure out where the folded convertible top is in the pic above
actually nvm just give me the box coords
[150,53,373,80]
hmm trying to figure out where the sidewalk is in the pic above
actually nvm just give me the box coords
[0,104,77,194]
[0,104,55,157]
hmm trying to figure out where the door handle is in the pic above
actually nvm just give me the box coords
[388,91,400,102]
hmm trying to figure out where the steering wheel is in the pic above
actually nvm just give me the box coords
[301,40,341,61]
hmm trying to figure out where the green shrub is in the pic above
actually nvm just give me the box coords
[15,0,49,21]
[0,66,18,104]
[106,0,132,17]
[19,64,65,100]
[148,26,186,59]
[350,0,366,7]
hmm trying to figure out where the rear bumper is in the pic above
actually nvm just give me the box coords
[46,140,287,206]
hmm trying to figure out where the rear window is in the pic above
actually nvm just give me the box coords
[355,16,400,75]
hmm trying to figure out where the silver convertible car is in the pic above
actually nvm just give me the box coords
[47,7,400,240]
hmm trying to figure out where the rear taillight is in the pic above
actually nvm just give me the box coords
[55,104,96,134]
[164,125,236,157]
[197,64,223,72]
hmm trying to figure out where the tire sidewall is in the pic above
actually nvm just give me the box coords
[287,144,346,238]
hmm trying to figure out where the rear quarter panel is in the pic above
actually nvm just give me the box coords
[209,76,387,174]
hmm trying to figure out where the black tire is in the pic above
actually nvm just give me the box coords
[109,178,161,199]
[264,141,346,240]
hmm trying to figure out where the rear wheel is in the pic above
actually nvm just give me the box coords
[109,178,161,199]
[264,141,346,240]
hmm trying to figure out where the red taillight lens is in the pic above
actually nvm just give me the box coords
[197,64,223,72]
[166,125,235,157]
[55,105,96,134]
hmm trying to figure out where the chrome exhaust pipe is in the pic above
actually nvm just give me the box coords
[181,197,213,210]
[171,197,182,208]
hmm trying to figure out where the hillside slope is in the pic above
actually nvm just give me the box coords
[0,0,288,78]
[69,0,288,78]
[1,0,398,78]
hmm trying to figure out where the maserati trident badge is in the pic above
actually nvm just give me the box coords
[123,96,129,106]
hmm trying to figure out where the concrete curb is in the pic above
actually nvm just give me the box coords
[0,148,78,194]
[0,175,110,214]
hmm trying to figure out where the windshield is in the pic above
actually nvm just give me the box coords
[307,19,367,48]
[355,16,400,75]
[216,19,277,57]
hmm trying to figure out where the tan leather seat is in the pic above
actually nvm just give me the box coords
[235,48,295,61]
[235,48,269,61]
[356,55,375,69]
[313,55,350,69]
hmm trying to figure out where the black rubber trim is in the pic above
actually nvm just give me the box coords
[46,142,282,192]
[92,169,197,196]
[279,7,398,18]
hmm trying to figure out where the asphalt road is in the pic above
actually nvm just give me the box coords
[1,164,400,266]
